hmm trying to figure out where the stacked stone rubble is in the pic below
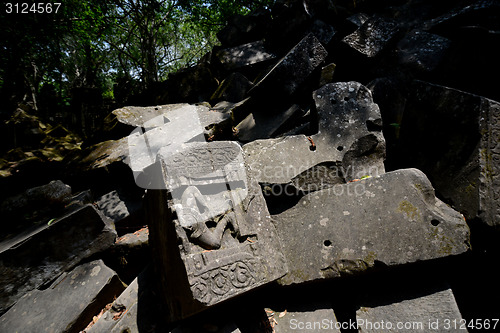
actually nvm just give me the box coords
[4,0,500,331]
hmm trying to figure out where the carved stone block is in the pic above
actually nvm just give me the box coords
[342,17,399,58]
[243,82,385,194]
[272,169,470,285]
[147,141,287,322]
[392,80,500,227]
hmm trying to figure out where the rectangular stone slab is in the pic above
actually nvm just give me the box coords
[342,17,399,58]
[87,266,167,333]
[0,260,124,333]
[148,141,288,322]
[0,204,116,315]
[272,168,470,285]
[268,304,341,333]
[395,80,500,228]
[356,288,467,332]
[249,33,328,98]
[215,40,276,71]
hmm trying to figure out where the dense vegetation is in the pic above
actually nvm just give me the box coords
[0,0,275,132]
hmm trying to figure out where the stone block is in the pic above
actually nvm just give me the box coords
[272,168,470,285]
[0,179,72,236]
[0,204,116,315]
[342,17,399,57]
[268,304,341,333]
[210,72,254,103]
[147,141,287,321]
[394,80,500,227]
[319,63,336,87]
[243,82,385,193]
[250,33,328,98]
[215,40,276,71]
[396,30,451,72]
[0,260,124,333]
[235,104,304,142]
[105,227,150,283]
[356,288,466,332]
[111,103,228,132]
[86,266,167,333]
[123,104,231,189]
[82,103,230,176]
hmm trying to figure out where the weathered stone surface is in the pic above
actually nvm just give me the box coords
[396,30,451,72]
[356,288,466,333]
[394,81,500,227]
[423,0,500,32]
[210,73,254,103]
[105,227,150,283]
[86,266,167,333]
[342,17,399,57]
[163,63,219,103]
[243,82,385,192]
[269,304,341,333]
[111,103,228,131]
[0,204,116,315]
[172,321,241,333]
[272,168,470,285]
[123,104,233,189]
[96,189,144,226]
[264,2,312,53]
[366,76,406,171]
[319,63,336,87]
[80,103,231,178]
[0,260,124,333]
[0,179,71,216]
[216,9,271,47]
[250,33,328,98]
[346,12,370,28]
[215,40,276,71]
[148,141,287,321]
[235,104,304,142]
[308,20,336,46]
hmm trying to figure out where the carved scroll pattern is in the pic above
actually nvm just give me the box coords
[190,259,258,304]
[165,144,241,178]
[479,99,500,225]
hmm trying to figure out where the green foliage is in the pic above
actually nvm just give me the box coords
[0,0,276,116]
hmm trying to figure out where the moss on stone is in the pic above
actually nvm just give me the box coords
[397,200,421,222]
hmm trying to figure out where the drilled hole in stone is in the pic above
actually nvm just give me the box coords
[337,146,344,151]
[324,240,332,247]
[309,145,316,151]
[431,219,440,226]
